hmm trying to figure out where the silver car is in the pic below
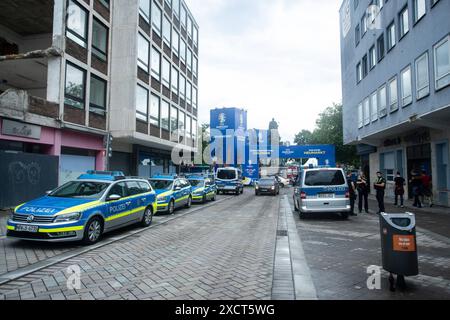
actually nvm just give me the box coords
[293,167,351,219]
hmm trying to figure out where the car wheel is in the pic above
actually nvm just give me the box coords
[168,200,175,215]
[82,217,103,245]
[235,189,240,196]
[341,212,349,220]
[255,191,259,196]
[240,188,244,194]
[211,192,217,201]
[299,212,306,219]
[202,195,207,204]
[141,206,153,227]
[185,196,192,208]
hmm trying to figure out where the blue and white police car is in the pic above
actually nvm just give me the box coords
[215,167,244,195]
[148,175,193,214]
[187,175,217,203]
[293,167,351,219]
[6,171,157,245]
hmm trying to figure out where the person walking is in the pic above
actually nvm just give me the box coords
[421,170,434,208]
[347,172,357,216]
[394,172,405,208]
[410,170,423,208]
[356,174,369,213]
[374,171,386,214]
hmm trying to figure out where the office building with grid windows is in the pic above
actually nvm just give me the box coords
[340,0,450,206]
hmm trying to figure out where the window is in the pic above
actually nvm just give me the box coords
[179,74,186,99]
[401,66,412,106]
[415,52,430,99]
[434,36,450,90]
[363,97,370,125]
[377,34,385,62]
[162,58,170,88]
[165,0,171,7]
[92,18,108,61]
[136,85,148,121]
[431,0,440,6]
[371,91,378,122]
[193,26,198,47]
[361,14,367,37]
[90,75,106,115]
[180,40,186,64]
[65,63,86,109]
[151,47,161,80]
[137,33,149,72]
[192,87,197,109]
[192,118,197,142]
[139,0,150,22]
[388,77,398,112]
[381,152,396,182]
[150,94,160,127]
[187,49,192,72]
[99,0,110,9]
[180,5,187,27]
[161,100,170,130]
[378,85,387,117]
[172,28,179,56]
[387,22,396,51]
[173,0,180,17]
[152,1,162,36]
[186,81,192,105]
[413,0,426,23]
[355,24,360,47]
[170,105,178,133]
[362,54,368,78]
[356,62,362,83]
[66,0,88,48]
[369,45,376,69]
[399,6,409,39]
[171,67,178,94]
[193,56,198,77]
[186,115,192,138]
[163,15,171,46]
[358,103,363,129]
[179,110,185,135]
[187,16,193,38]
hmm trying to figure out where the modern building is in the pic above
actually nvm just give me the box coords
[109,0,199,177]
[340,0,450,206]
[0,0,199,207]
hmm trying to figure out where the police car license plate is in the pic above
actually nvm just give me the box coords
[318,193,334,198]
[15,225,39,233]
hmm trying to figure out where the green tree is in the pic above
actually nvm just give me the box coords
[294,130,315,145]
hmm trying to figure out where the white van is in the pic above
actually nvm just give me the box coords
[215,167,244,195]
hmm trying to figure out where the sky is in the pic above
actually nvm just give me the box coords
[187,0,343,143]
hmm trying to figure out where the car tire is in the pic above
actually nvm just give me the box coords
[82,217,103,245]
[185,196,192,208]
[168,200,175,215]
[235,190,240,196]
[240,188,244,194]
[141,206,153,227]
[341,212,349,220]
[255,191,259,196]
[299,212,306,219]
[202,195,207,204]
[211,192,217,201]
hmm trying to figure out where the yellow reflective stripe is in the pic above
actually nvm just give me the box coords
[56,201,102,216]
[175,195,189,203]
[194,188,205,193]
[39,226,84,233]
[206,191,216,196]
[105,206,145,222]
[157,191,172,198]
[158,203,169,207]
[14,203,25,212]
[7,226,15,231]
[192,196,203,200]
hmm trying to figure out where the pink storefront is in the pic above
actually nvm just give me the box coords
[0,118,105,184]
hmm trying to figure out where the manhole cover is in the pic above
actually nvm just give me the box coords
[277,230,288,237]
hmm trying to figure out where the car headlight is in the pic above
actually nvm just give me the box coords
[157,196,168,202]
[271,186,275,190]
[54,212,81,223]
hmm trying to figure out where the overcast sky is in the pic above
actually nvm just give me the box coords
[188,0,343,143]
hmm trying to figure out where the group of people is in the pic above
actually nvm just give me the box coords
[345,169,433,215]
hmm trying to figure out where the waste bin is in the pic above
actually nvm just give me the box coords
[379,212,419,290]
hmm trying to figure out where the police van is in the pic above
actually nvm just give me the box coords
[6,171,157,245]
[293,167,351,219]
[148,175,193,214]
[215,167,244,195]
[187,175,217,203]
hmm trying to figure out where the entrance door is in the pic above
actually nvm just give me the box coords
[407,144,432,199]
[436,142,449,206]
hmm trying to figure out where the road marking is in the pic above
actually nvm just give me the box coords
[282,195,318,300]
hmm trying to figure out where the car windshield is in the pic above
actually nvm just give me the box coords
[149,180,173,190]
[189,180,204,187]
[304,170,346,186]
[217,169,237,180]
[259,178,275,185]
[49,181,109,199]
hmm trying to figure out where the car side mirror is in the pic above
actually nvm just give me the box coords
[107,194,122,201]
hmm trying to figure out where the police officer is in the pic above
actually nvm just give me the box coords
[374,171,386,214]
[347,171,357,216]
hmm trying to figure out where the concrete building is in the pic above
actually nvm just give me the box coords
[340,0,450,206]
[108,0,199,177]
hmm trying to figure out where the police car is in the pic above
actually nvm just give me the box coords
[215,167,244,195]
[148,175,192,214]
[293,167,351,219]
[187,175,217,203]
[6,171,157,245]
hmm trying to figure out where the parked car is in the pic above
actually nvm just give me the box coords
[149,175,192,214]
[274,175,290,187]
[7,171,157,245]
[215,167,244,195]
[255,177,280,196]
[187,175,217,203]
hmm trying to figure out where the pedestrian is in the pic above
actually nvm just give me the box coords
[347,171,357,216]
[356,174,369,214]
[421,170,434,208]
[410,170,423,208]
[374,171,386,214]
[394,172,405,208]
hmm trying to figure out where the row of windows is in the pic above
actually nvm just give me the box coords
[356,0,441,84]
[136,85,198,139]
[66,0,109,62]
[357,35,450,129]
[139,0,198,47]
[64,62,107,115]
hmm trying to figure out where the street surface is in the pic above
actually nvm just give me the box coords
[0,187,449,300]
